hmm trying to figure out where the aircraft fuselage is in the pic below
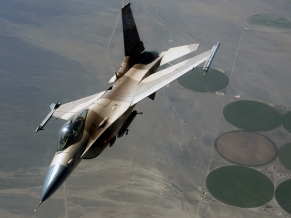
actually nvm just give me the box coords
[35,2,218,210]
[39,51,162,205]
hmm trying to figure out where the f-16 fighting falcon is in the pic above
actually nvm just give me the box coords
[34,2,219,210]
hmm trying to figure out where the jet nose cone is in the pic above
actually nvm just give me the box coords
[41,164,70,203]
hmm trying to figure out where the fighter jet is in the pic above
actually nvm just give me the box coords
[34,2,219,210]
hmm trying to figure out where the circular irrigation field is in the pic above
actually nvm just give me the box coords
[247,14,291,33]
[282,111,291,133]
[223,100,281,132]
[177,67,229,93]
[215,130,277,166]
[278,142,291,171]
[206,166,274,208]
[275,180,291,214]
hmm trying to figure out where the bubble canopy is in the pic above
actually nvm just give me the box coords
[58,109,88,151]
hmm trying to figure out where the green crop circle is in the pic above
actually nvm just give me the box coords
[206,166,274,208]
[177,67,229,92]
[247,14,291,33]
[278,142,291,170]
[275,180,291,214]
[215,130,278,166]
[282,111,291,133]
[223,100,281,132]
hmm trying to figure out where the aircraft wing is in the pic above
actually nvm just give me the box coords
[35,91,106,132]
[53,91,105,120]
[130,49,212,106]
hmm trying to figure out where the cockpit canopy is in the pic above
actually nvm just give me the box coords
[57,109,88,151]
[137,50,159,64]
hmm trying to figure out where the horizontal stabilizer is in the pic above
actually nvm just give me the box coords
[109,74,117,83]
[160,43,199,66]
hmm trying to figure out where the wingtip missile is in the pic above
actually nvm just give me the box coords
[35,126,43,133]
[202,42,220,75]
[35,103,61,133]
[34,201,42,211]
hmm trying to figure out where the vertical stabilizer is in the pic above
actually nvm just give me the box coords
[122,3,145,57]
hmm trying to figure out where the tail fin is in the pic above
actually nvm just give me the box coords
[122,3,145,57]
